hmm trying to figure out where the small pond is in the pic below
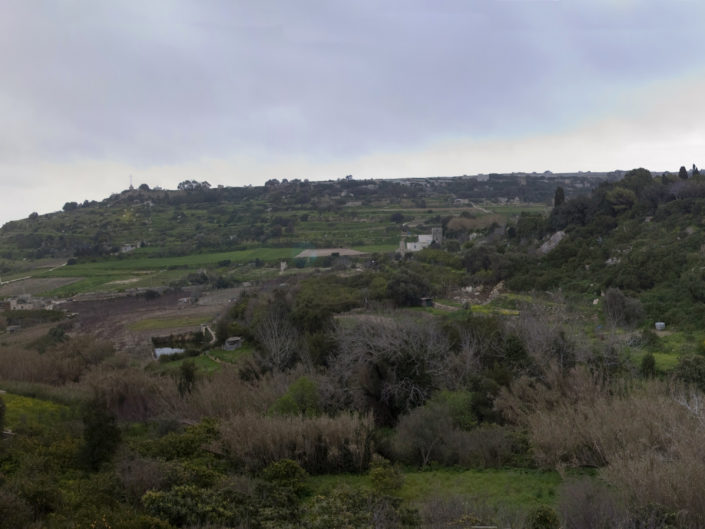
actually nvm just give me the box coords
[154,347,185,358]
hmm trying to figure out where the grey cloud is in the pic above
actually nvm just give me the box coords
[1,0,704,167]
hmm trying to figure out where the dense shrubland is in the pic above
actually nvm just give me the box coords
[5,282,701,527]
[4,168,705,527]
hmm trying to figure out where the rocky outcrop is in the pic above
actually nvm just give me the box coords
[539,231,566,254]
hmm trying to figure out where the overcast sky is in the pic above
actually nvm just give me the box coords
[1,1,705,224]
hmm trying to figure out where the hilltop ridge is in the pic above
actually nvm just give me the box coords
[0,172,606,261]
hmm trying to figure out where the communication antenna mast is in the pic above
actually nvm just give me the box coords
[129,174,134,190]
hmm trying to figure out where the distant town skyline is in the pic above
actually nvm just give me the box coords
[1,1,705,225]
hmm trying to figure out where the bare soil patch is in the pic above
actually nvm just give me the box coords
[295,248,366,258]
[63,288,239,356]
[197,287,243,306]
[105,278,141,285]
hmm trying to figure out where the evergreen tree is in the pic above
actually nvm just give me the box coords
[692,164,701,180]
[553,186,565,207]
[641,353,656,378]
[177,359,197,397]
[679,165,689,180]
[79,395,121,471]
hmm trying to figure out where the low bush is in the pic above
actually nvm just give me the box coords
[268,376,321,417]
[138,419,219,461]
[392,396,528,469]
[142,484,253,527]
[303,485,420,529]
[368,456,404,494]
[525,505,560,529]
[118,452,172,503]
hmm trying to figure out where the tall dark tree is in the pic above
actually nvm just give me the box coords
[692,164,701,180]
[553,186,565,207]
[679,165,689,180]
[177,359,197,397]
[0,395,5,433]
[79,395,121,471]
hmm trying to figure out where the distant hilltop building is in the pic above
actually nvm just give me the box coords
[401,227,442,253]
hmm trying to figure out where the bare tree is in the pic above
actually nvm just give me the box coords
[332,313,450,425]
[507,295,581,370]
[254,309,299,372]
[443,327,484,388]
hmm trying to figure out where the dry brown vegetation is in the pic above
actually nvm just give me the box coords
[182,365,297,419]
[499,367,705,527]
[0,336,112,386]
[219,411,373,474]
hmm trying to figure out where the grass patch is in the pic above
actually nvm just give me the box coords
[491,204,550,216]
[151,354,220,375]
[209,345,253,364]
[1,392,71,432]
[398,468,560,508]
[308,468,561,510]
[470,304,520,316]
[655,331,704,356]
[308,473,372,496]
[631,350,680,372]
[652,352,680,371]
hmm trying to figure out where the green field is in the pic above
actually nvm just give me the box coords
[309,468,561,510]
[44,248,299,274]
[30,243,399,296]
